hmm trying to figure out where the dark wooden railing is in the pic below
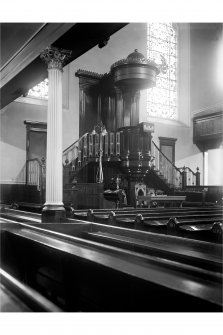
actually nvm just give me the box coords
[151,141,182,189]
[26,158,46,203]
[179,166,200,187]
[62,131,121,169]
[62,131,200,190]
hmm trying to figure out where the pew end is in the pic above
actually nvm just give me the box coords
[212,222,222,242]
[167,217,180,235]
[87,209,94,222]
[134,214,144,230]
[108,211,116,225]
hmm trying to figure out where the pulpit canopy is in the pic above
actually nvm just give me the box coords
[111,49,160,90]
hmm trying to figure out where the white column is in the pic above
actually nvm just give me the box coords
[40,47,71,218]
[203,151,208,185]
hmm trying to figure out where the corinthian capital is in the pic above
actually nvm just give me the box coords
[40,46,72,71]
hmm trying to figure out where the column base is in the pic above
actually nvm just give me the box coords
[42,205,67,223]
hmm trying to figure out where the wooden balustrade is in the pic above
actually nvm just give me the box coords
[179,166,200,187]
[23,129,201,210]
[26,158,46,204]
[26,158,45,191]
[151,141,182,189]
[62,131,121,168]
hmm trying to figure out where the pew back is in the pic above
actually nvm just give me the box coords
[1,226,222,311]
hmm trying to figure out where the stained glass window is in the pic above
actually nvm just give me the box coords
[28,78,48,99]
[147,23,177,119]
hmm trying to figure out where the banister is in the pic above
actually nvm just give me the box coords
[61,134,200,190]
[152,140,182,173]
[178,166,197,176]
[63,132,89,155]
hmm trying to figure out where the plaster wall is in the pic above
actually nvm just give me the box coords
[0,100,47,182]
[190,23,223,115]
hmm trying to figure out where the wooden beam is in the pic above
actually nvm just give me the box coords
[0,23,75,89]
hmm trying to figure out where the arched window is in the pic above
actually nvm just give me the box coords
[147,23,177,120]
[28,78,48,99]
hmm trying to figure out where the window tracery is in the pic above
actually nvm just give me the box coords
[28,78,48,99]
[147,23,177,119]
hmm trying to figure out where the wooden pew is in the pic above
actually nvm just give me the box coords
[81,223,222,272]
[1,206,221,244]
[110,209,223,227]
[175,221,222,243]
[72,208,134,220]
[137,195,186,208]
[0,268,61,312]
[0,208,41,224]
[86,206,221,224]
[1,223,222,311]
[167,217,223,243]
[72,206,214,221]
[134,212,223,237]
[167,216,223,231]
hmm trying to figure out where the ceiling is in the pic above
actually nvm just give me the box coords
[1,23,45,68]
[0,23,128,109]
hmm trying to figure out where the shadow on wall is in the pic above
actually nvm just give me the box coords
[15,163,26,184]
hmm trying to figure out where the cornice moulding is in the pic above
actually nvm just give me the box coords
[16,96,48,106]
[193,102,223,117]
[75,69,105,80]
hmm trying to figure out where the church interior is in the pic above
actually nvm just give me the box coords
[0,22,223,314]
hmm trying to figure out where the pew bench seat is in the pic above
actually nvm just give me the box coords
[179,221,222,238]
[167,217,223,229]
[180,223,215,232]
[82,230,222,272]
[137,195,186,208]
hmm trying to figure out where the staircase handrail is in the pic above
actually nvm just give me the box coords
[63,132,89,156]
[152,140,182,173]
[178,166,197,176]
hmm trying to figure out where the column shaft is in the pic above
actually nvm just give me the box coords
[44,68,64,209]
[40,46,71,222]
